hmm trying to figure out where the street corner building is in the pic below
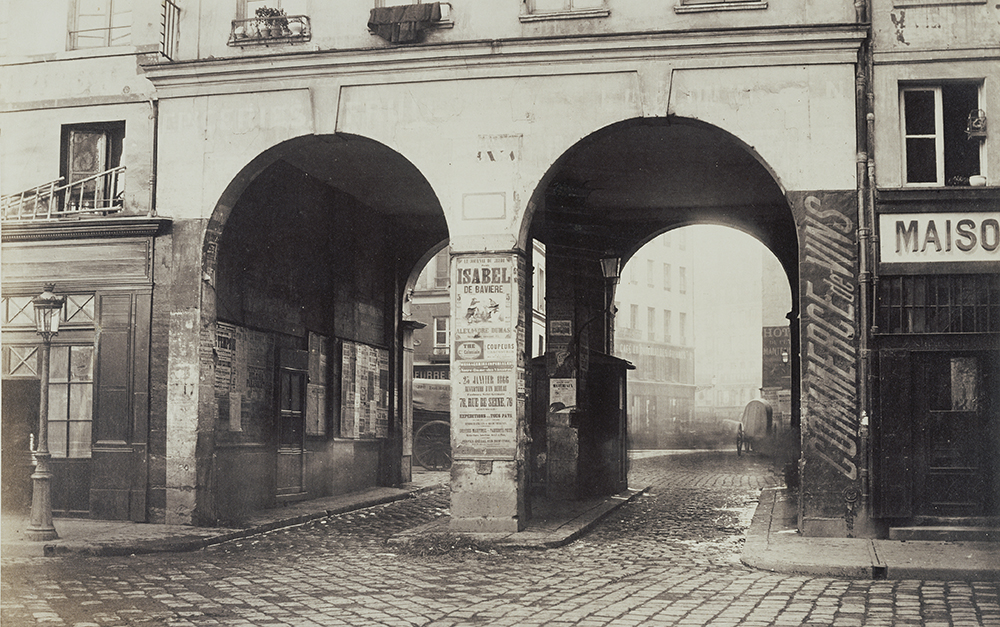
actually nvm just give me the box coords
[1,0,997,537]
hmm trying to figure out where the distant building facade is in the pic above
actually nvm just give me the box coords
[614,232,695,449]
[691,228,768,426]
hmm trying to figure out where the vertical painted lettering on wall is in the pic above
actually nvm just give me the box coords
[800,195,859,480]
[453,254,519,459]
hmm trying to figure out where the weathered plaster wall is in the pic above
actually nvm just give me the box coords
[156,90,314,223]
[0,104,155,217]
[186,1,857,63]
[873,1,1000,52]
[872,58,1000,188]
[670,65,858,192]
[336,72,644,253]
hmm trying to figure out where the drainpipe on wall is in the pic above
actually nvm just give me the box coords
[854,0,876,526]
[149,97,158,217]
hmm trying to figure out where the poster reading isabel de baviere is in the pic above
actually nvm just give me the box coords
[452,254,518,459]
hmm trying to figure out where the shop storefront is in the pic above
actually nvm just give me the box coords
[872,192,1000,524]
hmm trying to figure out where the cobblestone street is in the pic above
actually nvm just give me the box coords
[3,451,999,627]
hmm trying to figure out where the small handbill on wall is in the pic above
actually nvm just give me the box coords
[340,340,389,439]
[215,321,274,439]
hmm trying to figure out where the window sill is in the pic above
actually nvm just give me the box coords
[893,0,985,6]
[674,1,767,13]
[519,8,611,22]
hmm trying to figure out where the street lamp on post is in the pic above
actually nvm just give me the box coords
[26,284,64,541]
[600,256,620,354]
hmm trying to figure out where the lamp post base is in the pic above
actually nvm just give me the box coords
[26,453,58,542]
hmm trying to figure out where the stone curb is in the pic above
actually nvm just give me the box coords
[2,483,443,559]
[742,487,1000,581]
[389,487,647,550]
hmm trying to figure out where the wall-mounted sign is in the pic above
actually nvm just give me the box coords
[880,213,1000,264]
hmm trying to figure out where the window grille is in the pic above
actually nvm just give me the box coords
[877,274,1000,334]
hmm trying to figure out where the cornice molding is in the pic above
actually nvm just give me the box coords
[1,217,170,243]
[143,24,867,93]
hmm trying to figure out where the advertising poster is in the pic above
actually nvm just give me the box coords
[453,254,519,459]
[340,340,389,439]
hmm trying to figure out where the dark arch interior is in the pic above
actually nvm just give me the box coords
[214,134,449,337]
[529,117,798,289]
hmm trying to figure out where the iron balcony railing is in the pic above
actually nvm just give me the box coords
[228,15,311,46]
[161,0,181,60]
[1,166,126,222]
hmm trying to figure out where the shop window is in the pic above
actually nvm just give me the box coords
[70,0,131,49]
[878,273,1000,334]
[48,345,95,459]
[901,83,983,186]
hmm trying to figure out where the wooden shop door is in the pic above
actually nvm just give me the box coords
[276,352,307,501]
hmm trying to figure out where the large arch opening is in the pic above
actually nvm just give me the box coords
[202,134,448,523]
[526,117,801,502]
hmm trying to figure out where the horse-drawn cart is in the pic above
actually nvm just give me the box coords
[737,398,775,456]
[411,378,452,470]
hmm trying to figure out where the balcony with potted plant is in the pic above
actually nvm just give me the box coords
[229,6,311,47]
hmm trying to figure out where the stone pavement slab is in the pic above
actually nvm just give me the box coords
[742,487,1000,581]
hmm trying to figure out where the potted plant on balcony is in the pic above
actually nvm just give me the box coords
[255,6,288,37]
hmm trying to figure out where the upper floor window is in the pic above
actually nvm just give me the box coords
[434,249,449,288]
[522,0,609,19]
[246,0,306,17]
[901,83,983,186]
[676,0,767,13]
[433,317,449,349]
[70,0,131,49]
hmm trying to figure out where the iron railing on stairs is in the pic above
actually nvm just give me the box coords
[1,166,126,221]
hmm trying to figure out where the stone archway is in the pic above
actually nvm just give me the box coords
[523,117,863,536]
[163,134,448,525]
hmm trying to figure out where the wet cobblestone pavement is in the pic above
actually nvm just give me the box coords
[3,451,999,626]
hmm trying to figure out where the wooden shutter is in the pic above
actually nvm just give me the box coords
[873,349,914,518]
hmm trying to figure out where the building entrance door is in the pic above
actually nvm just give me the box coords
[276,358,307,501]
[913,352,998,518]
